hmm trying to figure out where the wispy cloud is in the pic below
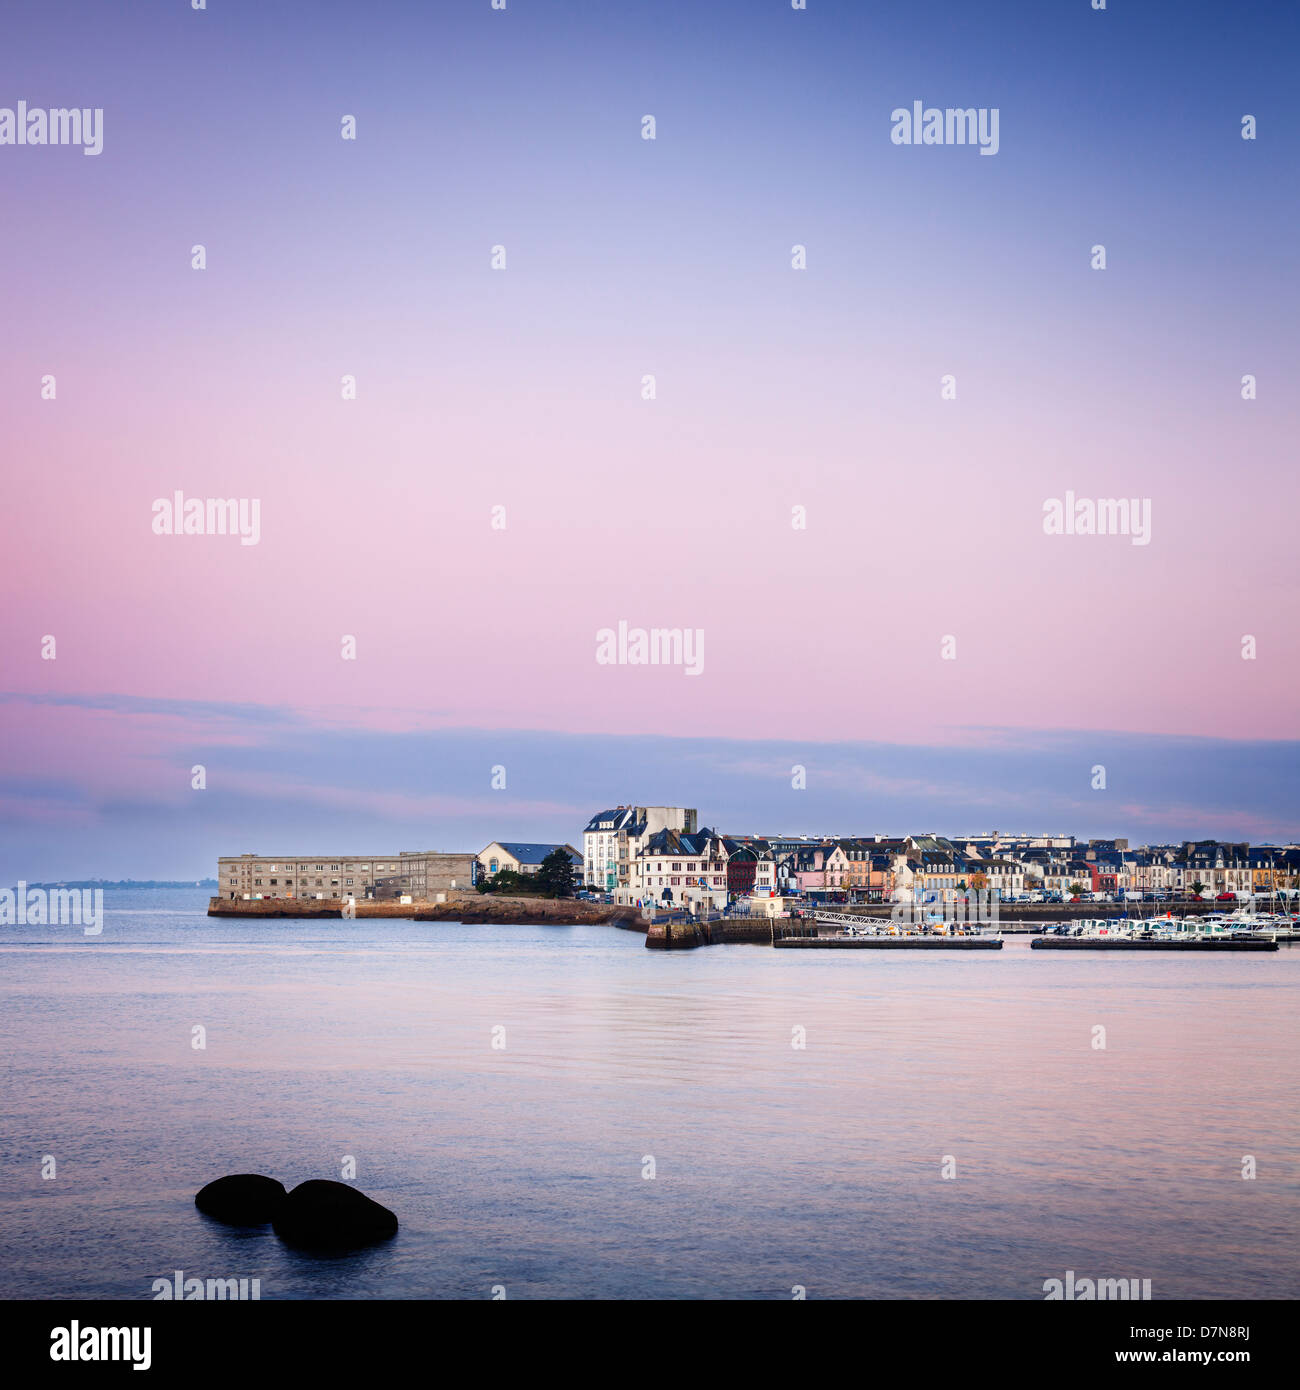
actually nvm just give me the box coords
[0,695,1294,880]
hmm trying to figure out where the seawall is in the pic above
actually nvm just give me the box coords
[645,917,774,949]
[208,895,648,929]
[415,898,647,928]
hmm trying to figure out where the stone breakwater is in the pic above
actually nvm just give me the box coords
[207,895,647,929]
[645,917,773,949]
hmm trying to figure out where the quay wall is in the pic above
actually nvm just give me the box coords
[415,898,646,928]
[207,897,410,919]
[208,895,647,929]
[646,916,774,949]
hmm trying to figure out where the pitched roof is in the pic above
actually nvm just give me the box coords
[491,842,581,865]
[644,828,723,858]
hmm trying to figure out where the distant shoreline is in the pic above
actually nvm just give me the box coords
[16,880,218,891]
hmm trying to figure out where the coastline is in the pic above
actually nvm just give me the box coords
[207,894,649,931]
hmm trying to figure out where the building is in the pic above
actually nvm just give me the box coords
[896,838,966,902]
[631,828,729,911]
[478,842,583,878]
[963,856,1025,898]
[791,844,831,894]
[219,853,414,901]
[374,852,479,900]
[1179,841,1253,896]
[581,805,697,895]
[721,839,785,899]
[955,832,1077,854]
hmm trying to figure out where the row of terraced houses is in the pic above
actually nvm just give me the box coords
[580,807,1300,912]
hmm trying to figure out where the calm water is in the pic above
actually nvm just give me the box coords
[1,888,1296,1300]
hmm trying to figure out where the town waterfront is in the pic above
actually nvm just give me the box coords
[1,888,1296,1300]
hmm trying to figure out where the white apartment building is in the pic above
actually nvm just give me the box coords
[582,805,697,895]
[630,828,729,912]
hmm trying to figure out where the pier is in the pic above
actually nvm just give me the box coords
[775,934,1003,950]
[1031,937,1278,952]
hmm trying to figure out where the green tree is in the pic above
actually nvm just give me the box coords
[1066,881,1086,899]
[477,868,529,896]
[536,849,576,899]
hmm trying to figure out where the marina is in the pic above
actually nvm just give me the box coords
[1030,914,1286,951]
[776,933,1003,949]
[1031,936,1277,951]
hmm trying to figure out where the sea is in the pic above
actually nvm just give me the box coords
[1,887,1296,1300]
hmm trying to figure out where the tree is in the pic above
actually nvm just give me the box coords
[478,868,528,895]
[535,849,576,899]
[1067,881,1086,899]
[1189,880,1207,900]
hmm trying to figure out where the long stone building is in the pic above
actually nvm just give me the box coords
[217,851,477,902]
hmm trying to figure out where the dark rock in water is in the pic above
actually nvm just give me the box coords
[272,1180,398,1250]
[195,1174,287,1226]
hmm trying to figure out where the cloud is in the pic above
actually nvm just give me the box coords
[0,694,1293,880]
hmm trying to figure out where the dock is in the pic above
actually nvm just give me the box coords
[775,934,1003,950]
[1031,937,1278,952]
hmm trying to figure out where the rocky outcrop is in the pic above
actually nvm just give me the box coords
[415,897,646,928]
[271,1180,398,1251]
[194,1174,287,1226]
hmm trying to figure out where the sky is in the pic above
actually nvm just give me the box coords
[1,0,1297,878]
